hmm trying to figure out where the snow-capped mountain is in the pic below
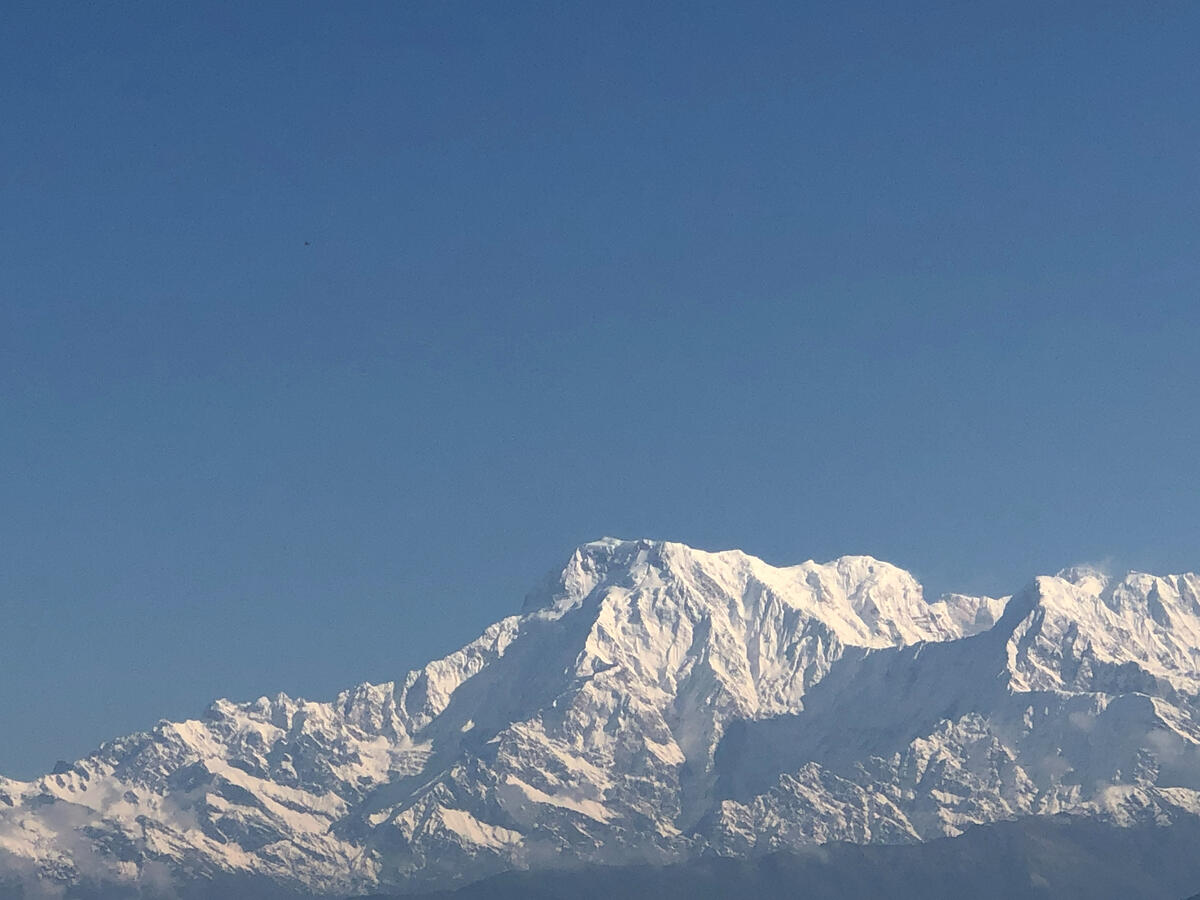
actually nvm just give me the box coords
[3,539,1199,897]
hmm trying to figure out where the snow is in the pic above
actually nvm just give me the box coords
[434,808,522,849]
[501,775,613,823]
[3,538,1200,895]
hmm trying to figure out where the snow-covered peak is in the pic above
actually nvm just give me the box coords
[1056,563,1113,592]
[1006,569,1200,695]
[6,540,1198,898]
[527,538,995,649]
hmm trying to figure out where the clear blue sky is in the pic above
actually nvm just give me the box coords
[2,1,1198,778]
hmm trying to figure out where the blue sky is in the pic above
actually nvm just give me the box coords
[2,1,1198,778]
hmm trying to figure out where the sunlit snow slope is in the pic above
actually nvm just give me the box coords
[2,539,1198,896]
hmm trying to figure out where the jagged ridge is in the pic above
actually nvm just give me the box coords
[2,539,1198,897]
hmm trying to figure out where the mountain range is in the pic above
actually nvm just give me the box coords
[4,538,1200,898]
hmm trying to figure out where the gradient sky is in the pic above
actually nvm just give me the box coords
[2,1,1199,778]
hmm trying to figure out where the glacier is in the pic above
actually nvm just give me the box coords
[3,538,1200,896]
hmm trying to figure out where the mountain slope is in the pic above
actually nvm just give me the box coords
[708,568,1200,851]
[392,816,1200,900]
[2,539,1198,897]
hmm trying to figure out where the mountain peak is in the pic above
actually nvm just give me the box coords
[7,541,1197,898]
[1005,568,1200,695]
[1054,564,1113,591]
[522,538,996,652]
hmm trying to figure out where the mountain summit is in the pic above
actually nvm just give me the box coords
[3,539,1199,897]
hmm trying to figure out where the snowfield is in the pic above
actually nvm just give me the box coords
[4,538,1200,895]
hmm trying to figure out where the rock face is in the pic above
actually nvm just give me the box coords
[2,539,1199,896]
